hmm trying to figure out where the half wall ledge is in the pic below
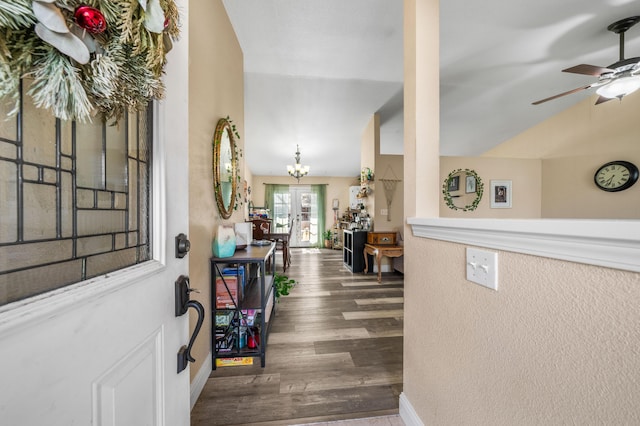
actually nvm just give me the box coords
[407,218,640,273]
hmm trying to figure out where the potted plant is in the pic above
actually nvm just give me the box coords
[274,273,297,299]
[323,230,332,248]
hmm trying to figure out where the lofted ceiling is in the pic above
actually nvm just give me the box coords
[222,0,640,178]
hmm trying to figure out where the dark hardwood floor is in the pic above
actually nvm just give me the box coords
[191,248,404,426]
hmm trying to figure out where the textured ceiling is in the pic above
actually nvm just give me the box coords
[223,0,640,178]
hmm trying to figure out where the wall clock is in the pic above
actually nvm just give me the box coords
[593,160,639,192]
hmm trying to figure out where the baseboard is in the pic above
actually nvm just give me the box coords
[399,392,424,426]
[190,352,212,410]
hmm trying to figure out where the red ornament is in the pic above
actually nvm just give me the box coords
[74,6,107,34]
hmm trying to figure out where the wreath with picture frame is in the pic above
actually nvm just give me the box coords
[442,168,484,211]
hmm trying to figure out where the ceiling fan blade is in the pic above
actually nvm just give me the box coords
[532,85,593,105]
[562,64,614,76]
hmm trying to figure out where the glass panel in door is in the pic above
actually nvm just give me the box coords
[289,186,318,247]
[272,191,291,232]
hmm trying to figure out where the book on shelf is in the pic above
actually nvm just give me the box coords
[216,275,238,308]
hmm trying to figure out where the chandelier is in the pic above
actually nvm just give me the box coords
[286,144,310,182]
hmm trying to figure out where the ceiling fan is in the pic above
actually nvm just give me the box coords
[533,16,640,105]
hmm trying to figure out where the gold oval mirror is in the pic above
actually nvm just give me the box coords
[213,118,237,219]
[443,168,484,211]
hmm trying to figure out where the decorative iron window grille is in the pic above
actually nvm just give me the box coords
[0,82,152,306]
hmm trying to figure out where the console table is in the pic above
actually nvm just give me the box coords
[211,243,276,368]
[363,243,404,282]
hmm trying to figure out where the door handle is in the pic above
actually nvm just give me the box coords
[177,300,204,373]
[174,275,205,373]
[175,275,199,316]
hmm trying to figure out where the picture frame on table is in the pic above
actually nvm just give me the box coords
[490,180,512,208]
[465,175,476,193]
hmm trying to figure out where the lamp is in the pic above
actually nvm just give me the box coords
[286,144,310,182]
[596,75,640,99]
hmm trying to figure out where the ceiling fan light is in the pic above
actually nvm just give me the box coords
[596,76,640,99]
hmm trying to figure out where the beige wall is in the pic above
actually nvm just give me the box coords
[361,114,379,220]
[483,85,640,219]
[407,237,640,424]
[361,114,378,172]
[439,156,542,218]
[542,153,640,218]
[404,0,640,424]
[188,0,245,381]
[403,0,441,418]
[439,151,640,219]
[363,115,405,276]
[485,92,640,160]
[374,155,404,232]
[361,114,405,234]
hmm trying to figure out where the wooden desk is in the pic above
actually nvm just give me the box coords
[363,243,404,282]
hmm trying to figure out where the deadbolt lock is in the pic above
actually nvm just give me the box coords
[175,233,191,258]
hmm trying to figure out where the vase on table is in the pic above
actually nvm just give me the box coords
[212,225,236,258]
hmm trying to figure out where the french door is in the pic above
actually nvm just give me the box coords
[290,186,318,247]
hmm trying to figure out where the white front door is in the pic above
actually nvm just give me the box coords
[0,4,192,425]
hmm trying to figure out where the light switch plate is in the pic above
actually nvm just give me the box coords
[466,247,498,290]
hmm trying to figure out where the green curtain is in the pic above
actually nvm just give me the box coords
[311,184,326,248]
[264,184,289,212]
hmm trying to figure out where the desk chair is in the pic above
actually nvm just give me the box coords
[250,218,271,240]
[269,222,292,272]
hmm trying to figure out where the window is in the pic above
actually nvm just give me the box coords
[272,190,291,231]
[0,83,152,306]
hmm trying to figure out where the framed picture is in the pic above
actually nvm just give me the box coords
[448,175,460,192]
[465,175,476,193]
[490,180,512,208]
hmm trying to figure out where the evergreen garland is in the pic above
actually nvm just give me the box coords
[0,1,35,31]
[28,45,93,121]
[0,0,180,122]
